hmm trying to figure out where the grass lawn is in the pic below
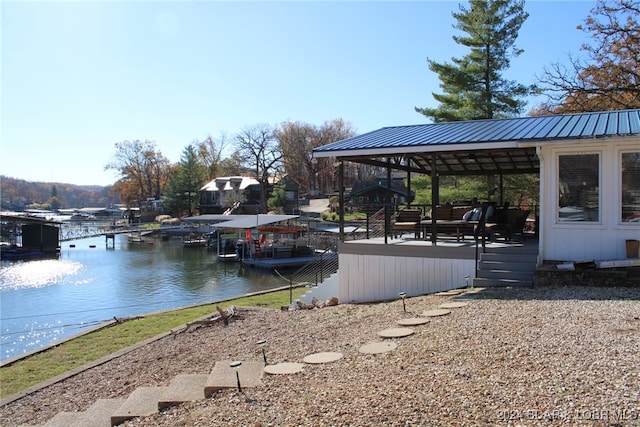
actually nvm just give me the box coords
[0,287,307,399]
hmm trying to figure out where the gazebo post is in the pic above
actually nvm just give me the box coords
[406,158,411,208]
[430,153,439,246]
[339,160,344,242]
[385,158,391,244]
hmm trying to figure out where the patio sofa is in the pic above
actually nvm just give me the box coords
[422,205,475,241]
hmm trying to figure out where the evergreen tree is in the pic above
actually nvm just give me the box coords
[416,0,533,122]
[163,145,207,217]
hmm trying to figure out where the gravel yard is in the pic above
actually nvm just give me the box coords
[1,286,639,427]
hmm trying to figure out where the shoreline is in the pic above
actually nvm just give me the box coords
[1,285,638,426]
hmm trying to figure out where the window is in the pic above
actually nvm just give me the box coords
[621,152,640,223]
[558,153,600,222]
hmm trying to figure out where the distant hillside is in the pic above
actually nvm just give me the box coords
[0,176,120,210]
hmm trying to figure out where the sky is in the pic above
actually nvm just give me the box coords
[1,0,596,187]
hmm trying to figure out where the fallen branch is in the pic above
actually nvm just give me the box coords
[113,315,145,324]
[174,306,236,335]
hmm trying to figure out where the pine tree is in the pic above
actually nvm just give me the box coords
[163,145,207,217]
[416,0,533,122]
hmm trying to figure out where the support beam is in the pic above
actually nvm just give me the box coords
[339,161,344,242]
[430,153,439,246]
[406,158,411,207]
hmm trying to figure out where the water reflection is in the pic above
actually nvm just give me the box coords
[0,234,285,360]
[0,259,84,290]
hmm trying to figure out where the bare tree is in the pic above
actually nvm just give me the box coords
[277,118,356,195]
[535,0,640,113]
[235,124,282,213]
[197,133,228,180]
[105,140,171,208]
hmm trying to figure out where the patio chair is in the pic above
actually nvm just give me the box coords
[484,208,530,242]
[392,208,422,238]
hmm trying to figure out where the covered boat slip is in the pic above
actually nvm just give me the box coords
[210,214,337,269]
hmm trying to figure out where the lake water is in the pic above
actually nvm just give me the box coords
[0,232,285,362]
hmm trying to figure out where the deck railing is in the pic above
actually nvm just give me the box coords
[275,238,340,304]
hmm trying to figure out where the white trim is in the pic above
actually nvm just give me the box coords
[313,140,520,158]
[555,149,602,225]
[618,148,640,226]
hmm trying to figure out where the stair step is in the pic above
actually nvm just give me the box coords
[479,252,537,263]
[78,399,126,427]
[478,260,536,272]
[204,360,264,395]
[44,411,82,427]
[158,374,209,410]
[473,277,532,287]
[111,386,168,426]
[44,398,128,427]
[476,268,534,280]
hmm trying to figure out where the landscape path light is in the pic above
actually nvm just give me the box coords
[257,339,267,364]
[399,292,407,312]
[230,360,242,392]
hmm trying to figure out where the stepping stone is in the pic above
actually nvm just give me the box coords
[421,308,452,317]
[378,327,414,338]
[440,301,469,309]
[397,317,430,326]
[158,374,209,410]
[111,386,168,426]
[434,289,465,296]
[358,341,397,354]
[205,360,264,394]
[264,362,304,375]
[303,352,343,364]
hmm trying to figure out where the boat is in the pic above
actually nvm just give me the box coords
[212,214,338,270]
[216,233,240,263]
[0,244,45,260]
[182,238,208,248]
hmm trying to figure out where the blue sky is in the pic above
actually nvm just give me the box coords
[1,1,595,186]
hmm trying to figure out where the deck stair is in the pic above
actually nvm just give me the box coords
[42,363,264,427]
[473,250,538,287]
[297,271,340,304]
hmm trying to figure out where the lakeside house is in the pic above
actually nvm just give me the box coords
[349,174,414,213]
[199,176,300,215]
[310,108,640,303]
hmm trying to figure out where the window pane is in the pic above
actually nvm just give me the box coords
[558,153,599,222]
[622,152,640,223]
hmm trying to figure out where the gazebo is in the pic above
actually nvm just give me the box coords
[310,109,640,303]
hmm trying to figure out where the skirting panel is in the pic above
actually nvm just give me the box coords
[338,253,476,303]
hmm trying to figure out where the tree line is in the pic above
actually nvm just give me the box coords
[105,119,385,216]
[0,177,117,211]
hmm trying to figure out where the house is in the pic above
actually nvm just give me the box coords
[199,176,301,215]
[198,176,260,214]
[279,175,301,215]
[311,108,640,303]
[350,175,414,212]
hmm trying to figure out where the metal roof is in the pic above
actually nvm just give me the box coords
[212,214,299,229]
[313,109,640,176]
